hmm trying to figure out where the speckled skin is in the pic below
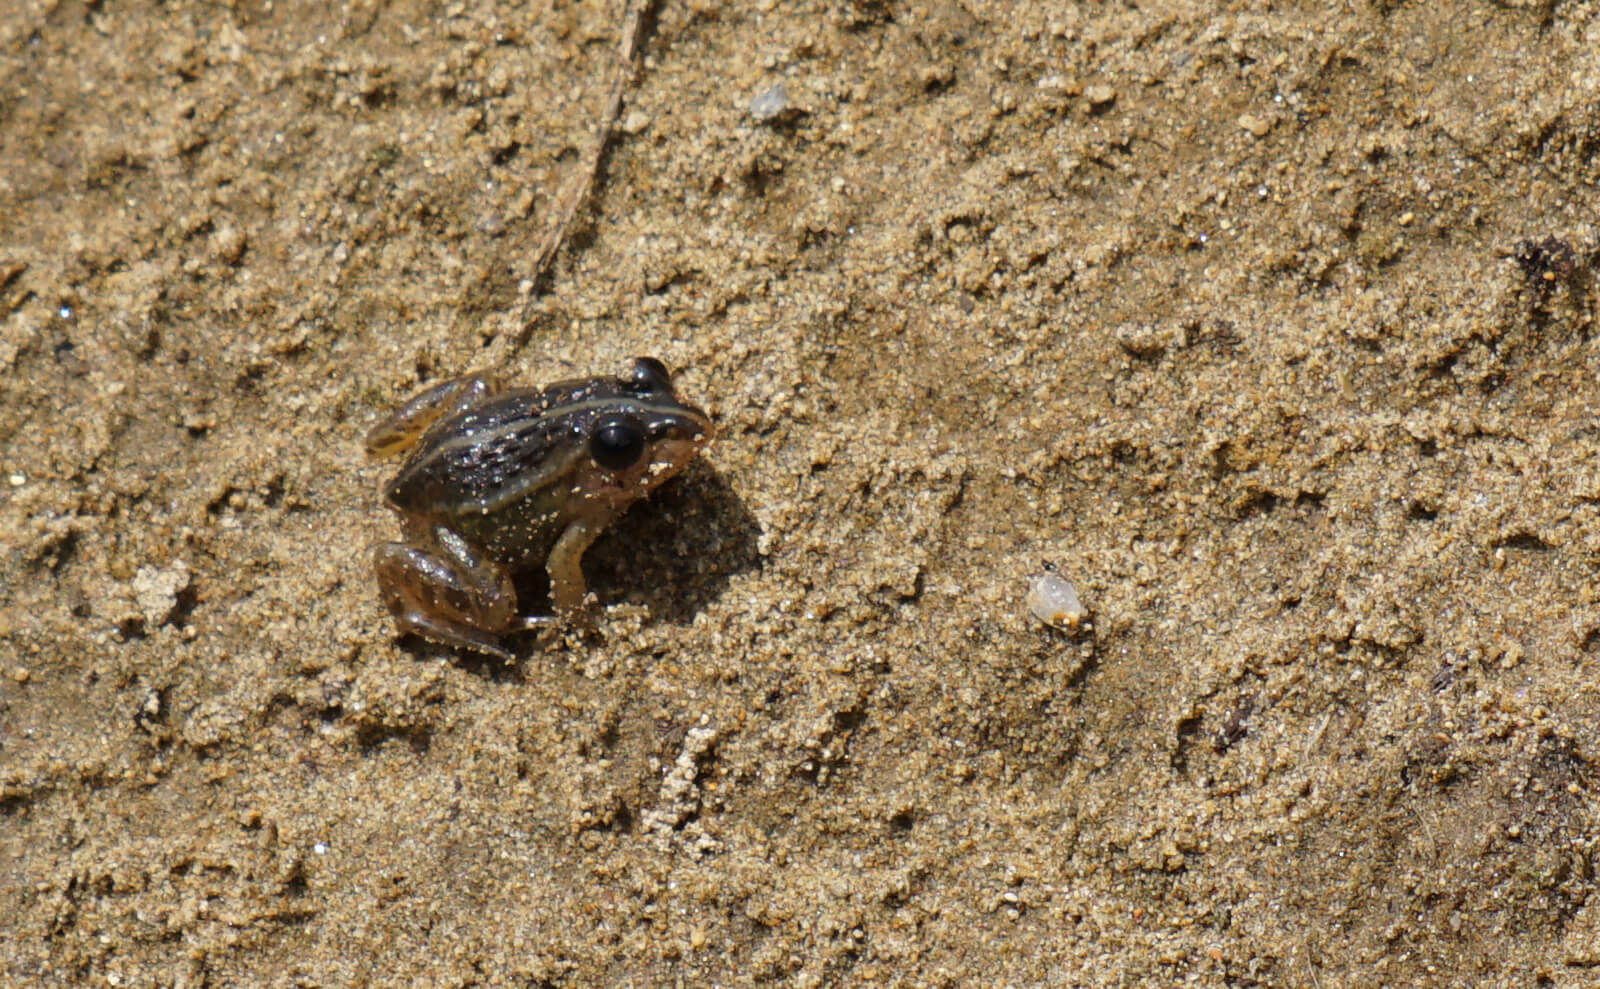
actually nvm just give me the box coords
[366,358,711,658]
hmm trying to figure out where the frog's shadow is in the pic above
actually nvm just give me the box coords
[516,459,760,630]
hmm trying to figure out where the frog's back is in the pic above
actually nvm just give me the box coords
[383,388,585,519]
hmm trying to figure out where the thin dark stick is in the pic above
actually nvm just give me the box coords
[520,0,652,324]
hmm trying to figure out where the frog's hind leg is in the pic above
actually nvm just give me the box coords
[365,374,498,457]
[372,531,519,659]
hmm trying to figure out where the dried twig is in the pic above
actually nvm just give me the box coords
[519,0,653,324]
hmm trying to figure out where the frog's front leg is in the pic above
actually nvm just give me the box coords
[372,525,536,659]
[546,518,608,619]
[365,374,498,457]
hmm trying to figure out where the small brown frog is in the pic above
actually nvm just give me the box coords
[365,357,712,658]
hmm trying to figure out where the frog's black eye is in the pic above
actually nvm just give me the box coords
[628,357,672,394]
[590,419,646,470]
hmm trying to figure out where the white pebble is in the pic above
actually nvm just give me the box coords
[749,83,790,123]
[1026,571,1085,630]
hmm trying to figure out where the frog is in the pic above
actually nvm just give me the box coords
[365,356,712,659]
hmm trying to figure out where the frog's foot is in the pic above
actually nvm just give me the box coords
[505,608,595,645]
[373,542,518,660]
[552,607,603,639]
[503,613,586,653]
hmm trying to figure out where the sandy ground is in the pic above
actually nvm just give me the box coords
[5,0,1600,985]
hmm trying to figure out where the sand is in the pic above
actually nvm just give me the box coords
[4,0,1600,985]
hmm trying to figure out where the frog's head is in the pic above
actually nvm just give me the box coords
[580,357,712,502]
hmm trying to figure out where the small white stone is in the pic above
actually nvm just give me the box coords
[1084,84,1117,109]
[749,82,790,122]
[1026,571,1085,630]
[621,109,652,135]
[1238,113,1272,138]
